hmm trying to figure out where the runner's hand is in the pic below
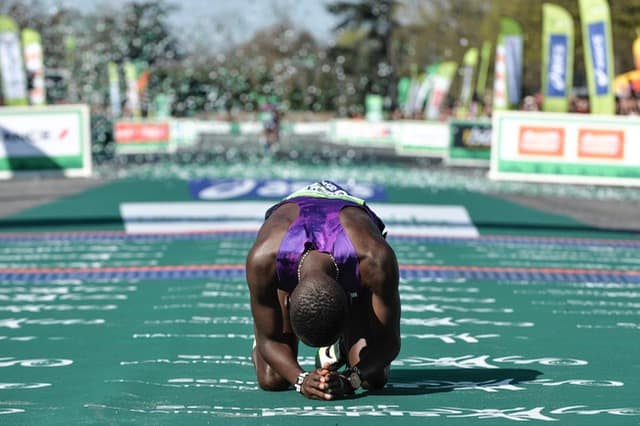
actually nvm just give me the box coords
[299,367,335,400]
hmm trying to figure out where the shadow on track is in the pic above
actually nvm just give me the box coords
[368,368,542,396]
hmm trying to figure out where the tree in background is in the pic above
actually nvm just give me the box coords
[3,0,640,115]
[326,0,399,115]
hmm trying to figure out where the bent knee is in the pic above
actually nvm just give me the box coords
[257,374,290,391]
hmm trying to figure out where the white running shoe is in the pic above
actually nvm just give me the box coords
[315,339,346,370]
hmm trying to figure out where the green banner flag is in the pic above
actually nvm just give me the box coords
[365,93,384,122]
[152,93,172,119]
[0,16,28,106]
[494,18,523,111]
[579,0,615,114]
[21,28,45,105]
[542,3,574,112]
[397,76,410,111]
[458,47,479,117]
[476,41,492,99]
[124,61,141,118]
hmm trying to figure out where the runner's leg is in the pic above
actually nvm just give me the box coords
[342,293,390,389]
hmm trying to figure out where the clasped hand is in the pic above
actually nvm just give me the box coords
[299,365,354,400]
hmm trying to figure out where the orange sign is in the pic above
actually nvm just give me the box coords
[518,126,565,156]
[578,129,625,159]
[115,122,170,144]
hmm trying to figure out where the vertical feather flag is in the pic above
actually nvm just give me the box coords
[494,18,523,111]
[542,3,574,112]
[21,28,46,105]
[579,0,615,114]
[0,16,28,106]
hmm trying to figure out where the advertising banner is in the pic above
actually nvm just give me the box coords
[542,3,574,112]
[490,110,640,186]
[493,39,508,111]
[494,19,523,111]
[425,61,458,121]
[0,104,91,177]
[634,28,640,71]
[0,16,28,106]
[21,28,45,105]
[447,119,492,166]
[114,120,171,154]
[394,121,449,158]
[579,0,615,115]
[504,18,523,108]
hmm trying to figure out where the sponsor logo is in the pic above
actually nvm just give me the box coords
[114,122,170,143]
[0,125,70,145]
[518,126,565,156]
[188,179,387,201]
[578,129,624,159]
[456,125,492,149]
[588,22,610,95]
[547,34,567,97]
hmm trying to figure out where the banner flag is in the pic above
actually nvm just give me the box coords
[457,47,479,117]
[634,27,640,71]
[108,62,122,118]
[403,64,420,117]
[152,93,172,118]
[0,16,28,106]
[365,94,384,122]
[493,19,523,111]
[415,64,438,115]
[135,60,150,112]
[476,41,492,99]
[124,61,141,117]
[396,76,411,111]
[541,3,574,112]
[426,61,458,120]
[579,0,615,115]
[21,28,45,105]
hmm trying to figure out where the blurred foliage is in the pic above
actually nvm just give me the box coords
[2,0,640,116]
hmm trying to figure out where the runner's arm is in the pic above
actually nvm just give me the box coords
[247,255,303,386]
[357,243,401,382]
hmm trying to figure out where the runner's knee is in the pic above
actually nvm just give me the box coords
[252,347,291,391]
[257,373,290,391]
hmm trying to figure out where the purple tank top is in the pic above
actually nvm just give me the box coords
[265,181,385,294]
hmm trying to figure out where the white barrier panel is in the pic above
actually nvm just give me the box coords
[490,111,640,186]
[120,201,478,238]
[171,119,232,148]
[330,119,395,147]
[0,104,91,178]
[292,122,331,135]
[394,121,449,158]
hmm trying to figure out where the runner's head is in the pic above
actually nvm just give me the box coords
[289,273,348,347]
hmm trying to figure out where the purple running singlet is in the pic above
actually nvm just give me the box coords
[265,180,385,295]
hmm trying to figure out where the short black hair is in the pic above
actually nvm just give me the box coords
[289,275,348,347]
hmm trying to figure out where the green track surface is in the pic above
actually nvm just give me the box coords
[1,178,639,424]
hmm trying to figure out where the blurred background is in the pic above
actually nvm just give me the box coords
[1,0,640,197]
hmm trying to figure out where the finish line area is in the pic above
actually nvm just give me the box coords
[0,178,639,424]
